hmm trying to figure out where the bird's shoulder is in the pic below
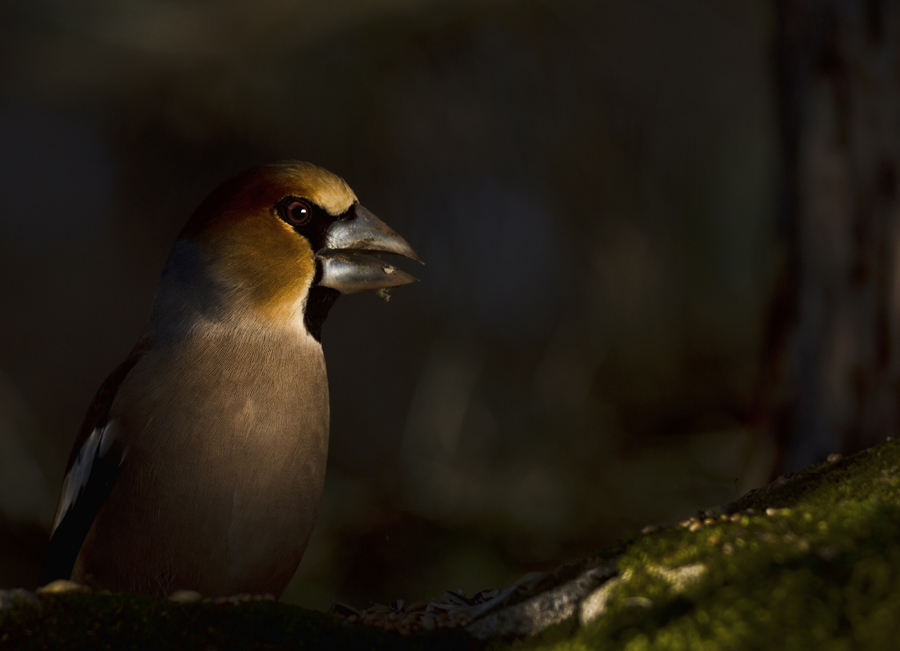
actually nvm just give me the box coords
[64,345,147,474]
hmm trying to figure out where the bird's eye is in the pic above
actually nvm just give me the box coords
[284,199,311,226]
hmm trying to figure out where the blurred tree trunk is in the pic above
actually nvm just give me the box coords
[757,0,900,473]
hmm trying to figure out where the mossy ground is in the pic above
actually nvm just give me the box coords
[523,438,900,650]
[2,439,899,649]
[0,591,478,650]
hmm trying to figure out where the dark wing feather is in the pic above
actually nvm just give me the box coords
[40,352,144,585]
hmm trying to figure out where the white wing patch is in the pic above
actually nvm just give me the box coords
[51,422,120,534]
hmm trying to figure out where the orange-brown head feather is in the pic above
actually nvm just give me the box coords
[178,161,357,323]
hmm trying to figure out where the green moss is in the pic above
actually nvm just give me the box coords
[527,438,900,650]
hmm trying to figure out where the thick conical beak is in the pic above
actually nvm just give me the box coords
[316,204,423,294]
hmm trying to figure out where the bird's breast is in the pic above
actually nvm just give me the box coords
[80,327,330,596]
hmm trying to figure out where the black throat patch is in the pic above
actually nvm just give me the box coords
[304,285,340,343]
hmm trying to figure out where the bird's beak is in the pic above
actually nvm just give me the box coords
[316,204,423,294]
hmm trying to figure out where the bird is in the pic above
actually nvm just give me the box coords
[39,161,422,598]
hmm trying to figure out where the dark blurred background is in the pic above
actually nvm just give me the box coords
[1,0,898,611]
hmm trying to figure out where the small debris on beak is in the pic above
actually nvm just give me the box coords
[377,288,392,302]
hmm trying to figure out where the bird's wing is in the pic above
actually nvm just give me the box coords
[40,351,144,585]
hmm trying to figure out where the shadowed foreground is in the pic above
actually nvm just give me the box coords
[3,437,900,649]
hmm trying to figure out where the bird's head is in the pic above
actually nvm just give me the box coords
[155,161,421,340]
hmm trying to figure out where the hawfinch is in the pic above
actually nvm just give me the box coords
[40,161,421,597]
